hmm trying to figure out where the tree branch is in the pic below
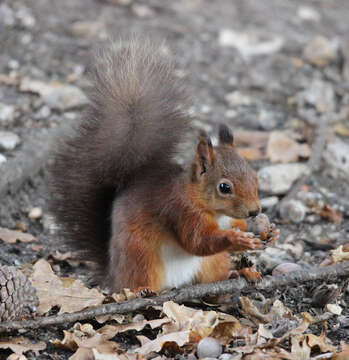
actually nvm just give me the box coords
[0,262,348,333]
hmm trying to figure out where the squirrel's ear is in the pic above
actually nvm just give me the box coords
[219,124,234,146]
[192,132,215,181]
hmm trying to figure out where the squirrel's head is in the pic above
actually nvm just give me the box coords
[191,124,261,219]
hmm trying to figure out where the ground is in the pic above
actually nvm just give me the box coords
[1,0,349,359]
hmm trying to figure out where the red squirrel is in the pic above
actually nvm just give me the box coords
[50,40,273,293]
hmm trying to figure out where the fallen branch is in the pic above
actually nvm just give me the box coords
[0,262,348,334]
[277,114,329,210]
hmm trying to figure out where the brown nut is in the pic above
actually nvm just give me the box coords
[246,213,271,239]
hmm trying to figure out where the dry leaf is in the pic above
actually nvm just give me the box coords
[0,72,20,85]
[0,337,46,356]
[266,131,311,163]
[0,227,36,244]
[291,335,311,360]
[240,298,296,325]
[330,246,349,264]
[30,259,104,314]
[135,331,190,355]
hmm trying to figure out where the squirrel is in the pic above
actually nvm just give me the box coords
[49,40,269,293]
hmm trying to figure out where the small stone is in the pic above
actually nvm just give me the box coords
[132,4,154,18]
[20,78,88,111]
[0,154,6,166]
[70,21,104,38]
[0,131,20,151]
[0,104,15,122]
[105,0,132,5]
[258,109,278,130]
[218,29,283,58]
[303,79,335,113]
[303,36,335,67]
[297,6,321,22]
[219,354,235,360]
[272,263,302,276]
[259,247,293,271]
[225,91,252,107]
[16,7,36,28]
[28,207,43,220]
[326,303,342,315]
[311,225,322,237]
[258,163,308,195]
[132,314,145,322]
[8,59,19,70]
[260,196,279,209]
[280,200,307,223]
[197,337,222,359]
[0,4,15,26]
[324,139,349,179]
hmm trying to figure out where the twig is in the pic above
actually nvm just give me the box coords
[277,114,329,210]
[0,262,348,334]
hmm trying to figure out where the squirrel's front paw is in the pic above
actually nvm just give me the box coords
[228,228,263,251]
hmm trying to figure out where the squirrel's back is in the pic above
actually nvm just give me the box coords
[49,40,192,275]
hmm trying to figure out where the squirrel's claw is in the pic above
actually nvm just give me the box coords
[229,228,264,251]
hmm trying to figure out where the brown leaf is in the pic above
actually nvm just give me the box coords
[266,131,311,163]
[135,331,190,355]
[0,227,36,244]
[30,259,104,314]
[332,122,349,137]
[0,337,46,356]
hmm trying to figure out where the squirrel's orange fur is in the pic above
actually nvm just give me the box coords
[50,39,262,292]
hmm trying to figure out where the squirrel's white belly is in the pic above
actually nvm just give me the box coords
[215,214,233,230]
[161,241,202,289]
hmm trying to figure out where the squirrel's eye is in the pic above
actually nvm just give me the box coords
[219,182,232,194]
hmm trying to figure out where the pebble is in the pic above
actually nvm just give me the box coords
[219,354,235,360]
[20,78,88,111]
[225,91,252,107]
[70,21,104,38]
[0,131,20,151]
[260,196,279,209]
[132,314,145,322]
[16,6,36,28]
[28,207,43,220]
[257,163,308,195]
[303,78,335,113]
[258,109,278,130]
[0,154,6,165]
[297,6,321,22]
[272,263,302,276]
[0,3,15,26]
[218,29,283,58]
[197,337,222,359]
[132,4,154,18]
[105,0,132,5]
[8,59,20,70]
[326,303,342,315]
[279,199,307,223]
[258,248,291,272]
[0,104,15,122]
[303,36,335,67]
[311,225,322,237]
[324,139,349,179]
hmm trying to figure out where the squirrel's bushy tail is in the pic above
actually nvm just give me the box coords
[49,40,192,274]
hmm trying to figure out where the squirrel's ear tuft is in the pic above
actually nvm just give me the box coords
[219,124,234,146]
[192,132,215,181]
